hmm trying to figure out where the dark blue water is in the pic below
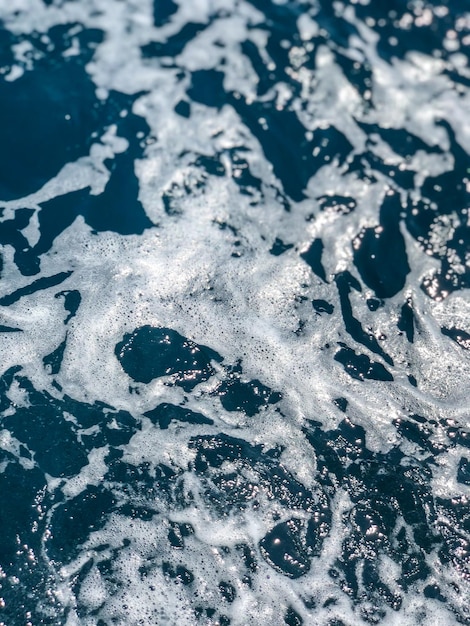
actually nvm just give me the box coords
[0,0,469,624]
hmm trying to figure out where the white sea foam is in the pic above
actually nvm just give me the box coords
[0,0,469,624]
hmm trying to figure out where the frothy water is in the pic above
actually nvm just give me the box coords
[0,0,469,624]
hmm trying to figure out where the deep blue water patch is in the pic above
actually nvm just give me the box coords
[334,344,394,382]
[0,24,103,201]
[115,325,223,390]
[353,193,410,299]
[0,271,72,306]
[144,403,214,429]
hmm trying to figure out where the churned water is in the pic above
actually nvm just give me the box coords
[0,0,469,624]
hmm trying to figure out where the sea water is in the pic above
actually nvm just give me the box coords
[0,0,469,624]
